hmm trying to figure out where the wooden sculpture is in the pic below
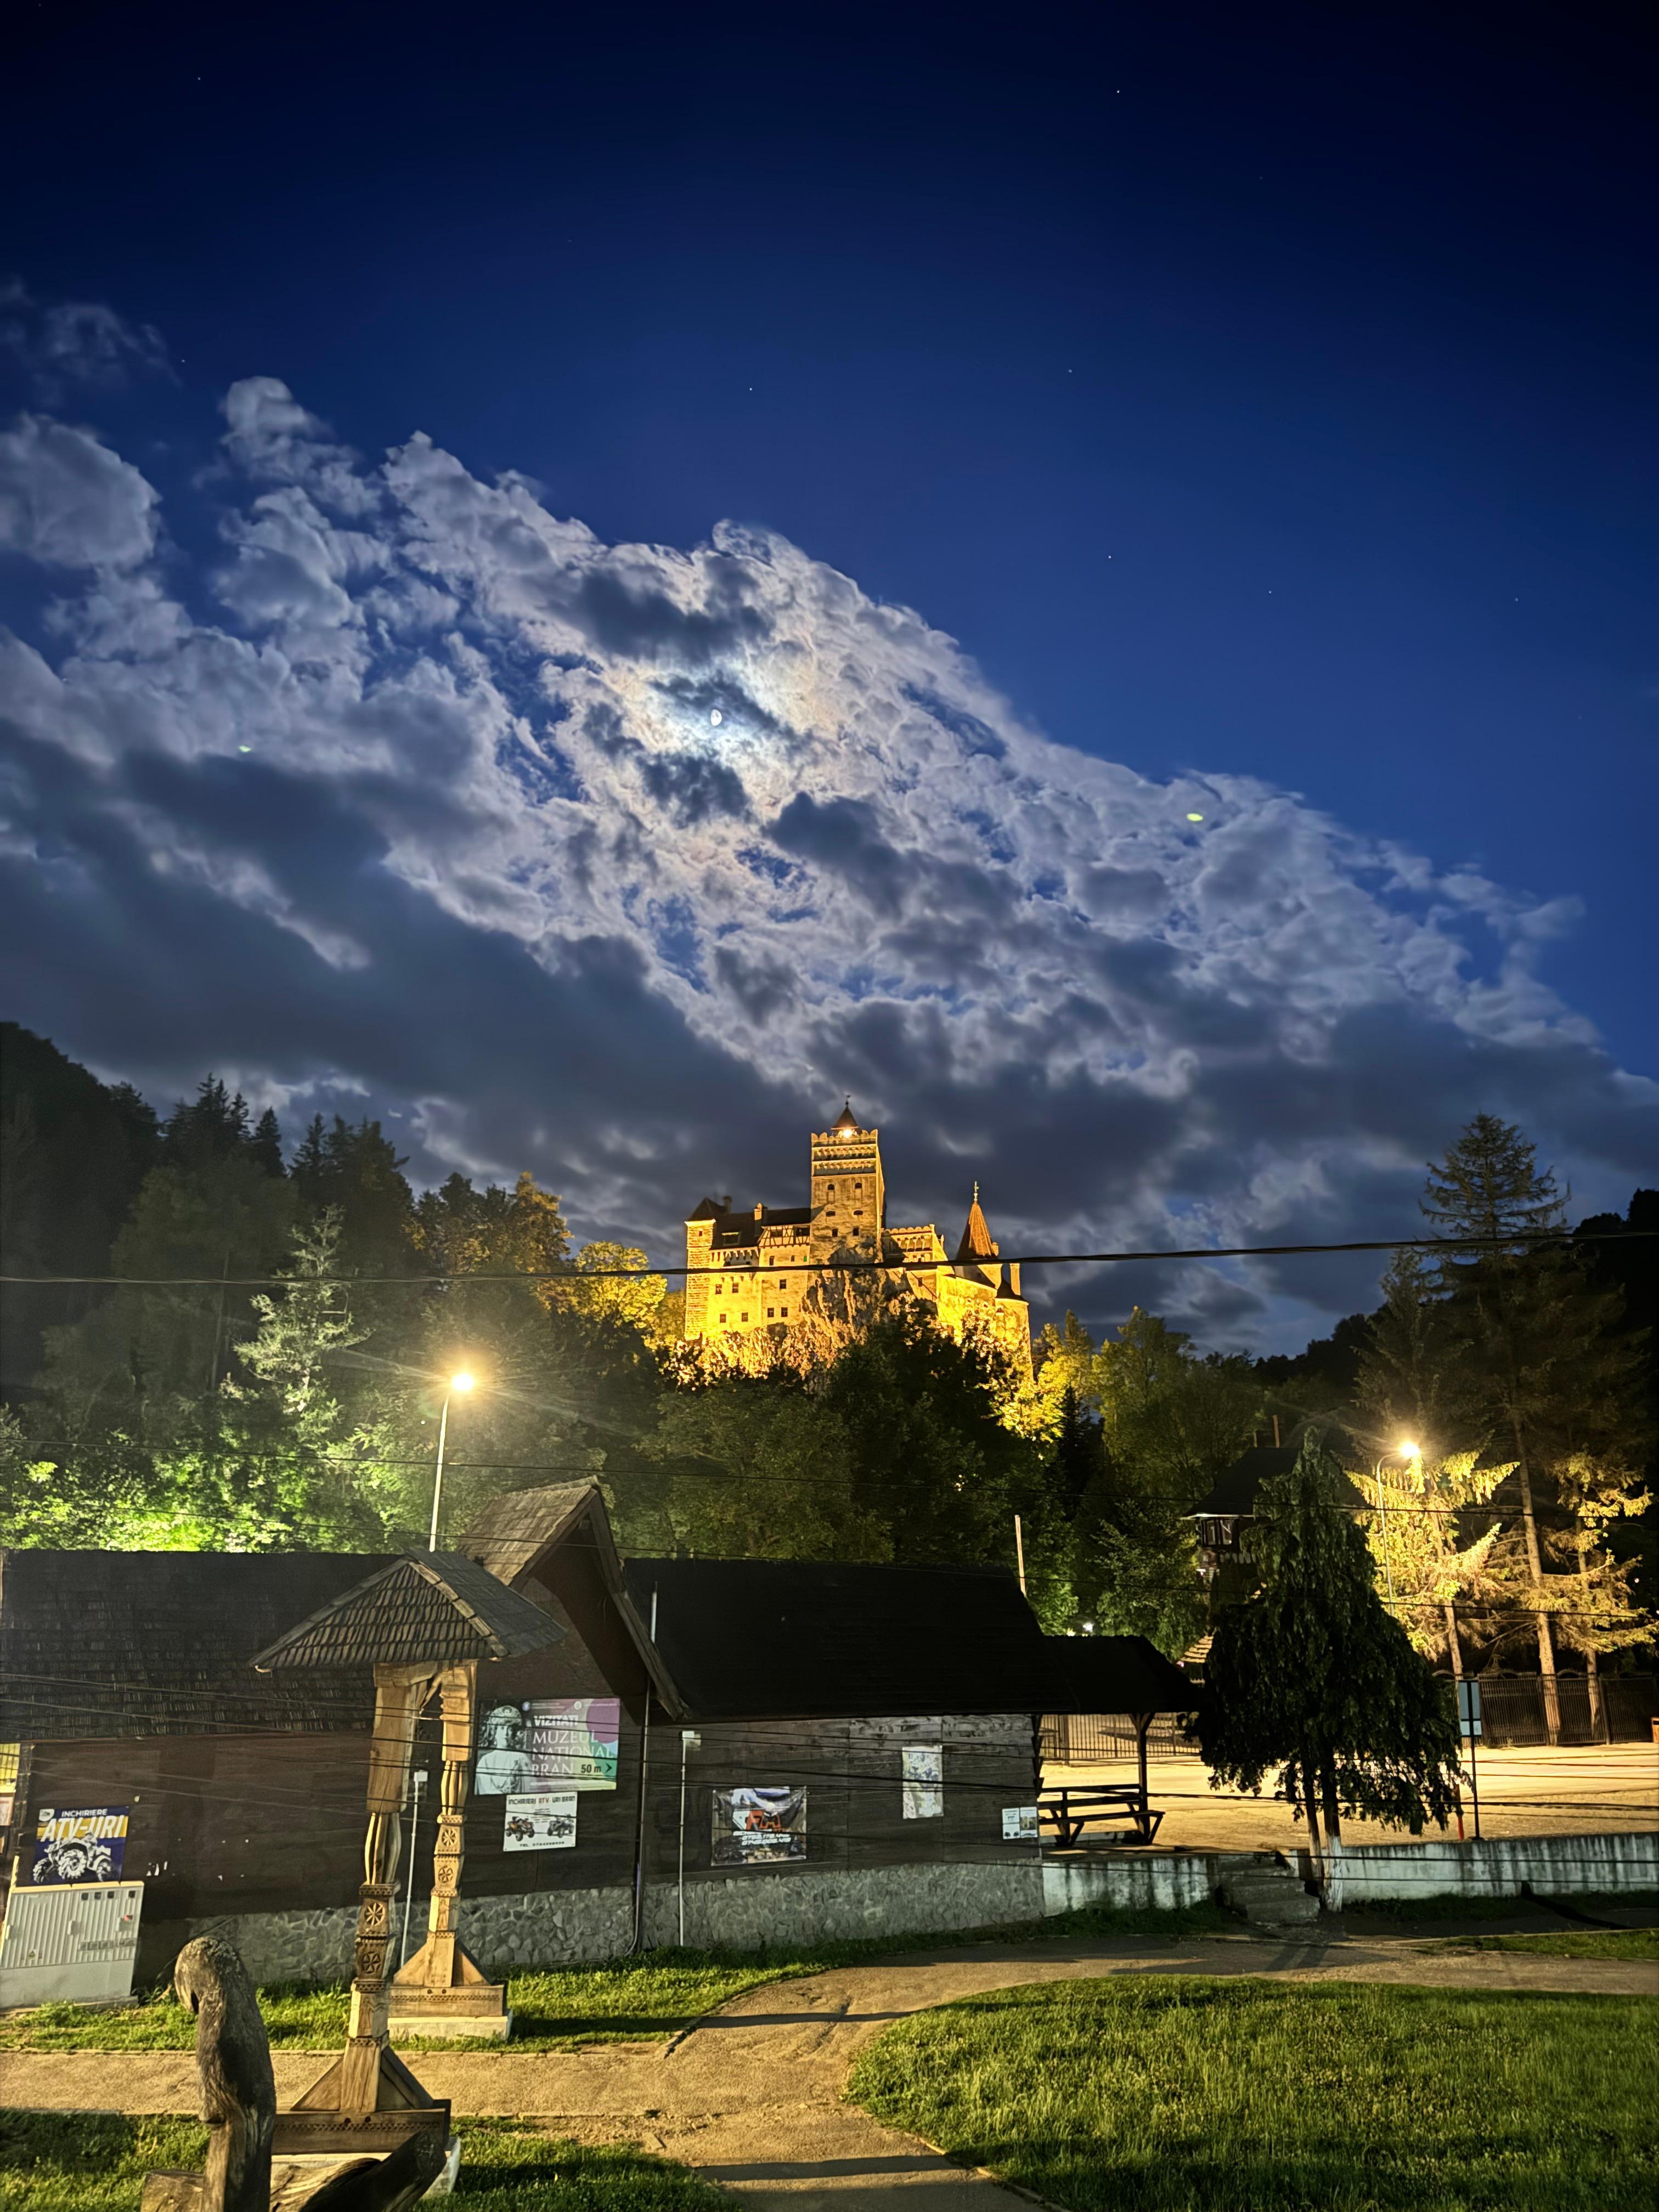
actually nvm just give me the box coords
[140,1936,447,2211]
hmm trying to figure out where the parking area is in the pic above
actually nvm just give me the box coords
[1040,1740,1659,1855]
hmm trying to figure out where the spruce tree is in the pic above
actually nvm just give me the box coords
[1199,1431,1462,1878]
[1421,1114,1647,1734]
[247,1107,285,1178]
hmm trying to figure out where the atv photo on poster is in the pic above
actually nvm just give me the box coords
[710,1785,808,1866]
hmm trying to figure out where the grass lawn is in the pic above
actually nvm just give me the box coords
[1347,1888,1657,1926]
[0,1898,1232,2054]
[848,1975,1658,2211]
[1446,1927,1659,1960]
[0,2114,725,2211]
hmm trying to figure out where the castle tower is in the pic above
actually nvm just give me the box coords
[810,1101,884,1261]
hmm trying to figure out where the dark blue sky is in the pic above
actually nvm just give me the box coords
[2,1,1654,1345]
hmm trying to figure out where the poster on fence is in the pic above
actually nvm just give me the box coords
[1002,1804,1040,1843]
[32,1806,128,1884]
[475,1697,622,1795]
[901,1743,944,1819]
[503,1792,578,1851]
[710,1786,808,1867]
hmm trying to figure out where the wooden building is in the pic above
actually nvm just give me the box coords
[1,1485,1187,1984]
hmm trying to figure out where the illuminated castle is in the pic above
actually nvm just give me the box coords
[682,1103,1031,1369]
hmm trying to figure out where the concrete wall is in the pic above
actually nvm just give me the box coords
[1315,1829,1658,1911]
[1041,1852,1220,1916]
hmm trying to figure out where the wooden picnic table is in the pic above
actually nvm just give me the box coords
[1040,1782,1165,1848]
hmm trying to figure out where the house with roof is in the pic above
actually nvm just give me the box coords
[0,1483,1188,1988]
[1190,1441,1371,1585]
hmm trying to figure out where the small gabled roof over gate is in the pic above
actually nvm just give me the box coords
[251,1552,565,1671]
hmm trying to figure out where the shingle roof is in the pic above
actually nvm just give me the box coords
[459,1483,599,1585]
[0,1549,390,1740]
[1043,1634,1196,1715]
[252,1553,565,1671]
[623,1556,1052,1718]
[1192,1445,1367,1518]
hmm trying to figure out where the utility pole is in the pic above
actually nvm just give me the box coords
[678,1729,702,1946]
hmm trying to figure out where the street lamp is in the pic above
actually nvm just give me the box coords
[428,1370,476,1548]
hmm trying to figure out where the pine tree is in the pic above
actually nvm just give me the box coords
[247,1107,285,1179]
[1357,1248,1451,1443]
[235,1207,364,1435]
[1199,1432,1463,1881]
[1048,1386,1106,1516]
[161,1076,252,1168]
[1421,1114,1648,1735]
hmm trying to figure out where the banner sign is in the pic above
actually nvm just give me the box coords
[475,1697,621,1795]
[504,1791,578,1852]
[901,1743,944,1820]
[1002,1804,1040,1842]
[711,1786,808,1867]
[1457,1681,1483,1740]
[32,1805,129,1884]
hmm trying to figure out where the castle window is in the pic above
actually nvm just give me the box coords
[741,1311,749,1323]
[767,1307,775,1319]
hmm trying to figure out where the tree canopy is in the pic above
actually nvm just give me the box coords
[1199,1432,1464,1869]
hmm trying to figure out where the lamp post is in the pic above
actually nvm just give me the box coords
[428,1371,475,1548]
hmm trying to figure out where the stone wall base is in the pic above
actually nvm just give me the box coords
[140,1859,1047,1988]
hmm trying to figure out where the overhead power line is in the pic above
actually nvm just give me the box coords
[2,1226,1652,1289]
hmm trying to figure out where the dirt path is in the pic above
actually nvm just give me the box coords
[3,1934,1652,2207]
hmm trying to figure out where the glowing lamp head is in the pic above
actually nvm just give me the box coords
[450,1372,476,1394]
[1398,1438,1418,1457]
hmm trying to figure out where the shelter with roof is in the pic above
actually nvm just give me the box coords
[0,1483,1189,1988]
[682,1103,1031,1369]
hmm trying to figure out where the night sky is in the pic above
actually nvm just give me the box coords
[2,2,1654,1348]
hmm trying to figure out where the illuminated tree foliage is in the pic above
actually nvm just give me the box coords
[1199,1432,1463,1871]
[1344,1447,1509,1677]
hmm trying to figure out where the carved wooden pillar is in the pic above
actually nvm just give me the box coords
[423,1663,473,1985]
[392,1660,504,2023]
[281,1664,452,2146]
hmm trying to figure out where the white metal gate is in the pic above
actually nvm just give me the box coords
[0,1881,144,2006]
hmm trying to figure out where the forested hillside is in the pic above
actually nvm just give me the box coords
[1,1029,1651,1669]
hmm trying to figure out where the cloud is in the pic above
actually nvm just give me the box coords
[1,370,1655,1350]
[0,282,172,403]
[0,416,159,571]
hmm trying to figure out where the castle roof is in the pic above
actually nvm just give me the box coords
[955,1184,999,1265]
[833,1098,860,1132]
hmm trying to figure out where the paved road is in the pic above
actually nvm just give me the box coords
[3,1933,1653,2209]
